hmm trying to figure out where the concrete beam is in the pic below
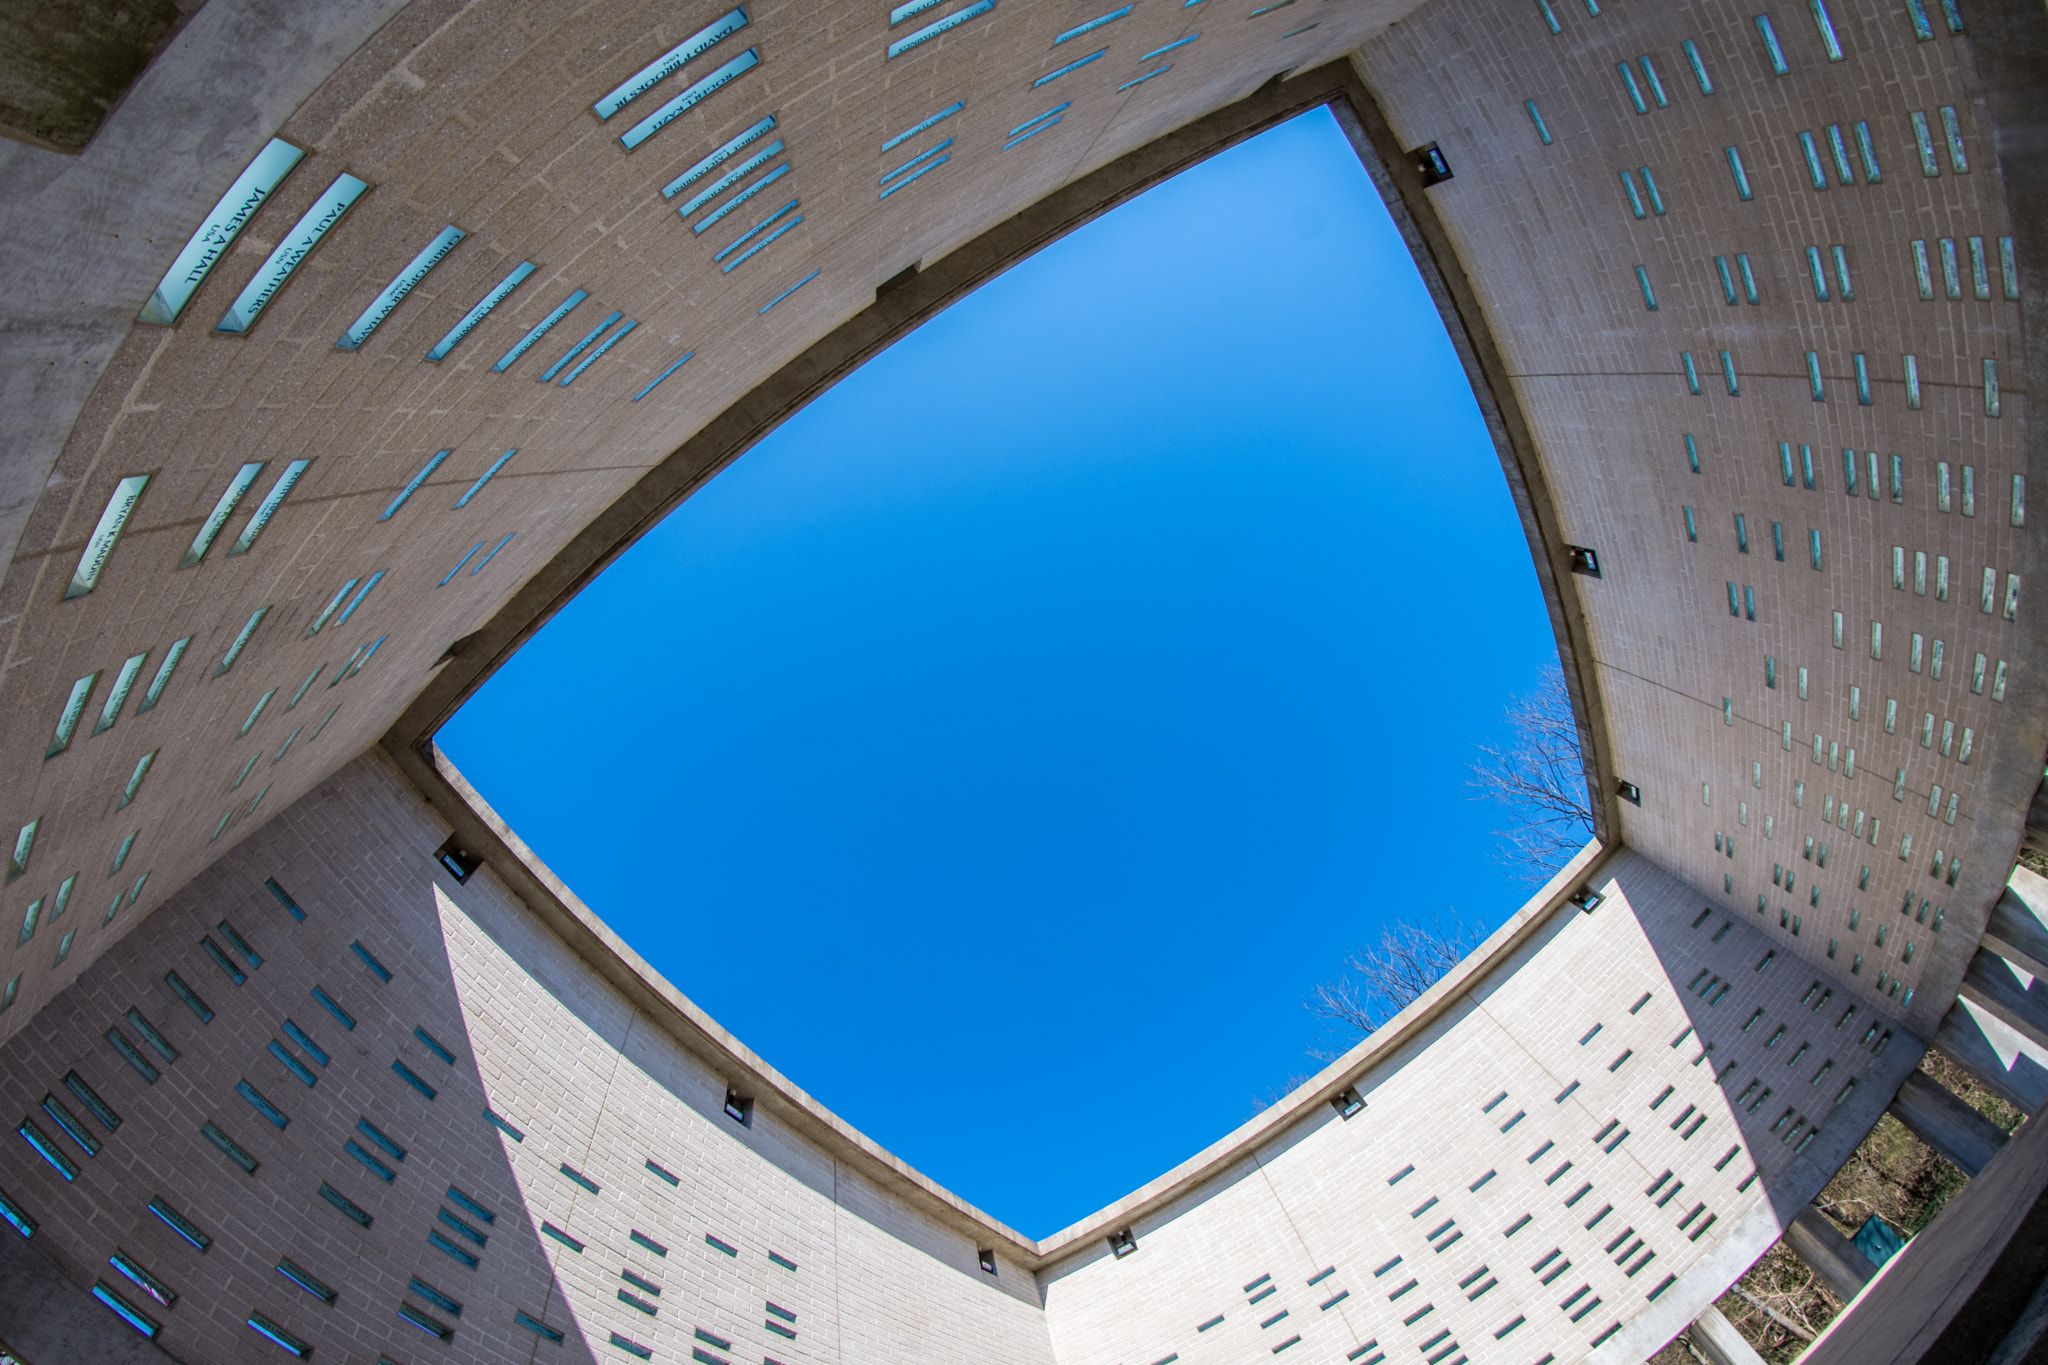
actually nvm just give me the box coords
[1800,1038,2048,1365]
[1960,948,2048,1051]
[1984,1279,2048,1365]
[1983,873,2048,981]
[1936,996,2048,1115]
[1888,1069,2011,1177]
[0,0,415,580]
[0,0,190,154]
[1688,1306,1769,1365]
[1783,1207,1878,1304]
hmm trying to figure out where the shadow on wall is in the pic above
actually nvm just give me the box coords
[1620,862,1925,1236]
[0,752,600,1363]
[0,750,1043,1365]
[1025,847,1922,1337]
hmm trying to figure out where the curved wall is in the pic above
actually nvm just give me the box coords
[0,0,1434,1035]
[0,751,1057,1364]
[1352,0,2040,1042]
[0,746,1917,1365]
[0,0,2042,1360]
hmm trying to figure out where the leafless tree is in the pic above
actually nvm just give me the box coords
[1468,663,1594,881]
[1249,1070,1321,1114]
[1306,913,1482,1051]
[1277,669,1589,1099]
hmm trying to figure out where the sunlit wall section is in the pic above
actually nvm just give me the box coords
[0,752,1925,1364]
[0,753,1055,1365]
[1037,850,1915,1365]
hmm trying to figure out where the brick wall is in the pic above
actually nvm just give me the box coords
[0,751,1053,1365]
[0,749,1918,1364]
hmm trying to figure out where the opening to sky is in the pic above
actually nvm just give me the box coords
[441,106,1558,1240]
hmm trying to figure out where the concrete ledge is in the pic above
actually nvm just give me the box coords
[383,56,1616,855]
[373,56,1627,1268]
[1888,1071,2011,1178]
[1959,950,2048,1051]
[1693,1305,1769,1365]
[0,0,413,577]
[1785,1207,1879,1304]
[1982,871,2048,981]
[383,735,1613,1267]
[1936,996,2048,1116]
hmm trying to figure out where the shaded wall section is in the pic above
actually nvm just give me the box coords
[1353,0,2043,1046]
[0,0,195,153]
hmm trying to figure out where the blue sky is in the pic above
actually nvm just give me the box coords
[441,107,1559,1239]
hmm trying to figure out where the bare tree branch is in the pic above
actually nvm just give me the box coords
[1468,663,1594,882]
[1726,1282,1816,1342]
[1249,1072,1320,1114]
[1306,914,1481,1048]
[1279,670,1590,1107]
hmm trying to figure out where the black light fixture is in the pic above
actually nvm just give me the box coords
[434,837,481,883]
[1411,142,1453,186]
[1109,1228,1137,1259]
[1567,545,1602,578]
[723,1088,753,1126]
[1569,887,1605,913]
[1330,1087,1365,1119]
[977,1248,997,1275]
[1617,780,1642,806]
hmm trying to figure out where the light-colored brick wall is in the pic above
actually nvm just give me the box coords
[1039,848,1915,1365]
[0,751,1053,1365]
[0,751,1919,1365]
